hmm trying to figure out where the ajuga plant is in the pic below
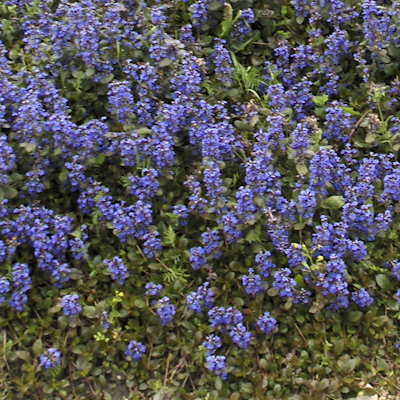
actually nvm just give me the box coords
[1,0,400,399]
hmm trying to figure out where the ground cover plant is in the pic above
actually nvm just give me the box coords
[1,0,400,398]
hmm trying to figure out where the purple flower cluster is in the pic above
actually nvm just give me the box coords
[297,189,317,220]
[206,355,227,380]
[61,294,82,317]
[231,8,255,42]
[108,81,135,125]
[202,334,227,379]
[40,348,61,369]
[242,268,264,296]
[9,263,32,311]
[3,0,400,382]
[208,306,243,330]
[352,289,374,308]
[202,334,222,355]
[145,282,162,297]
[0,134,16,185]
[230,323,252,349]
[0,277,10,304]
[187,282,214,313]
[212,39,234,87]
[125,340,146,362]
[255,251,276,277]
[257,312,278,335]
[207,305,251,353]
[100,311,110,330]
[171,204,190,226]
[103,256,129,285]
[273,268,297,298]
[157,297,176,326]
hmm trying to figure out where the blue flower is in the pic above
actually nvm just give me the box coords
[187,282,214,313]
[100,311,110,330]
[104,256,129,285]
[157,297,176,326]
[145,282,162,297]
[12,263,32,293]
[230,323,252,349]
[242,268,264,296]
[206,355,227,380]
[125,340,146,361]
[273,268,297,298]
[202,334,222,355]
[257,312,278,335]
[40,348,61,369]
[61,294,82,317]
[255,251,276,277]
[0,276,10,303]
[352,289,374,308]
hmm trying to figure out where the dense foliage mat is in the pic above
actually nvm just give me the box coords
[1,0,400,398]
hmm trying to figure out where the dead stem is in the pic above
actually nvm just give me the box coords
[163,353,170,389]
[295,323,307,343]
[3,332,10,372]
[349,109,372,142]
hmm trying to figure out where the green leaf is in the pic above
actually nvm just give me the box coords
[136,127,153,136]
[338,358,356,374]
[294,274,305,288]
[240,382,254,394]
[16,351,30,361]
[321,196,345,210]
[337,106,362,117]
[85,68,95,78]
[83,306,97,318]
[294,222,305,230]
[267,287,278,297]
[215,376,222,391]
[220,3,233,37]
[372,315,389,327]
[376,274,391,291]
[365,132,377,144]
[315,379,329,392]
[208,0,223,11]
[95,153,106,166]
[134,299,146,308]
[312,95,329,107]
[103,392,112,400]
[386,299,400,311]
[58,169,69,182]
[72,69,85,79]
[234,120,253,131]
[32,339,43,356]
[333,339,345,356]
[296,164,308,175]
[159,58,172,68]
[246,229,262,244]
[76,355,90,370]
[347,311,363,323]
[100,73,114,84]
[3,186,18,199]
[377,358,390,372]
